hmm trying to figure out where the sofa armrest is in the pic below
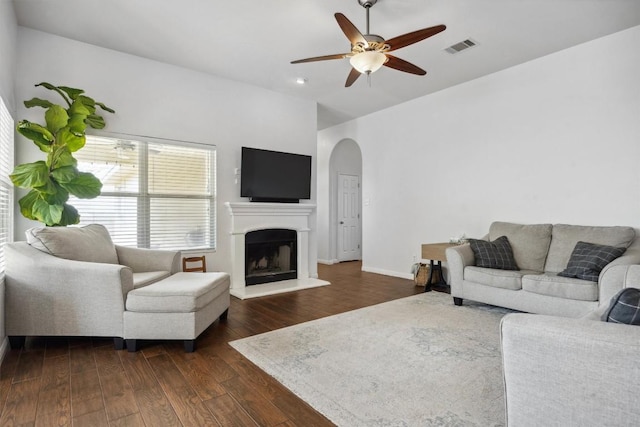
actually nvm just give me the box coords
[446,244,475,296]
[116,245,181,274]
[599,263,640,306]
[5,242,134,337]
[501,313,640,426]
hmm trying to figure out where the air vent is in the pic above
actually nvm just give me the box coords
[445,39,477,54]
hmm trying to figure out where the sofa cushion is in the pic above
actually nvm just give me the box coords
[489,222,552,271]
[558,241,626,282]
[464,267,538,290]
[26,224,119,264]
[469,236,519,270]
[522,273,599,301]
[601,288,640,325]
[544,224,635,273]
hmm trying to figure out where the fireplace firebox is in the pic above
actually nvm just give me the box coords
[245,229,297,285]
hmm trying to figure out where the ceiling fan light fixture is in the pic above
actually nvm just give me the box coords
[349,51,386,74]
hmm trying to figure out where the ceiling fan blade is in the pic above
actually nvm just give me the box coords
[384,55,426,75]
[386,24,446,52]
[291,53,350,64]
[345,68,361,87]
[335,13,367,46]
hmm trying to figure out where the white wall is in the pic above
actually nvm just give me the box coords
[14,28,319,278]
[318,25,640,279]
[0,0,17,362]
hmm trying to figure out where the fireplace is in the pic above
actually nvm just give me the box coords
[225,202,330,299]
[245,229,297,285]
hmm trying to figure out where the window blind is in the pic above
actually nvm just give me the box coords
[71,134,216,251]
[0,96,14,275]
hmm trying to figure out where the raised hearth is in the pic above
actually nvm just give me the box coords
[225,202,329,299]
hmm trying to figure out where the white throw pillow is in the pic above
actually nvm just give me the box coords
[26,224,119,264]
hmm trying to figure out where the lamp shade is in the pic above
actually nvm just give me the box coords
[349,51,387,74]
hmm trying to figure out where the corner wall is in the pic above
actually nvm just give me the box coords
[14,28,319,278]
[318,25,640,279]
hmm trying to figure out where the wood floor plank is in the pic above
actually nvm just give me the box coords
[12,349,44,383]
[69,344,96,375]
[70,368,104,418]
[118,352,182,426]
[0,377,41,425]
[100,371,139,422]
[203,393,258,427]
[35,355,71,427]
[109,412,146,427]
[165,348,229,401]
[0,262,421,427]
[147,353,220,426]
[221,374,288,427]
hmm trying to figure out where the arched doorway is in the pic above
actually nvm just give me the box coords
[329,139,362,262]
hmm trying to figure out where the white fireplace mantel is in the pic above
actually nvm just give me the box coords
[225,202,329,299]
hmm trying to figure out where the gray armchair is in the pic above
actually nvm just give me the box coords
[5,224,180,349]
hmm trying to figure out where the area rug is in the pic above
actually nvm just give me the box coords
[230,292,513,427]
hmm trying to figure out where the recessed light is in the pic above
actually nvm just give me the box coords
[296,77,308,85]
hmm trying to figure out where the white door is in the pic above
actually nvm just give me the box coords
[337,174,361,261]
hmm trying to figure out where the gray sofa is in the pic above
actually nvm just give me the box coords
[500,264,640,426]
[446,222,640,317]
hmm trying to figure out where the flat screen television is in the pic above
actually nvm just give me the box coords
[241,147,312,203]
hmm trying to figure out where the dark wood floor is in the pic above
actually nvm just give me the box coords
[0,261,425,426]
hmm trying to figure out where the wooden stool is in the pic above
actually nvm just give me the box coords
[182,256,206,272]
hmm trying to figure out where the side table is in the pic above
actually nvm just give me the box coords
[421,242,458,292]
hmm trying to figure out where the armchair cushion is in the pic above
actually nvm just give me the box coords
[26,224,119,264]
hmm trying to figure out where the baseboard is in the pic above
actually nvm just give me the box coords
[361,265,413,280]
[0,336,9,368]
[317,259,339,265]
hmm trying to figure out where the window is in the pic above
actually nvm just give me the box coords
[71,134,216,251]
[0,95,14,275]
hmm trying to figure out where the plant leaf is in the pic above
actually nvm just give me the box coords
[57,128,85,152]
[58,86,84,100]
[67,113,87,135]
[69,99,91,117]
[54,149,77,168]
[16,120,54,152]
[85,114,105,129]
[32,198,64,226]
[45,105,69,134]
[95,102,115,114]
[18,190,40,220]
[60,172,102,199]
[24,97,54,109]
[43,182,70,205]
[34,177,57,195]
[10,160,49,188]
[59,203,80,226]
[51,165,78,184]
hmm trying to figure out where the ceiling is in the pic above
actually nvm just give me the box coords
[12,0,640,129]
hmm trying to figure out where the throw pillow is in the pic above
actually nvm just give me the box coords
[557,241,625,282]
[601,287,640,325]
[26,224,119,264]
[469,236,519,270]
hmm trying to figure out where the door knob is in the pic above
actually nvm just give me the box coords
[339,221,344,224]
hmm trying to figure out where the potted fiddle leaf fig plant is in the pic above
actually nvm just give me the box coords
[10,82,115,226]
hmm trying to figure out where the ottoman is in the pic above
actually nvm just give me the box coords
[124,272,230,352]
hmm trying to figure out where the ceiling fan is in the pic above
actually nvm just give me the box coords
[291,0,446,87]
